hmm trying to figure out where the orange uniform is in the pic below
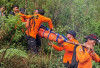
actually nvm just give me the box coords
[76,45,100,68]
[15,12,26,32]
[15,12,26,22]
[26,14,53,39]
[52,39,79,64]
[19,12,26,22]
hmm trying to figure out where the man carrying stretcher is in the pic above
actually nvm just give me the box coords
[76,34,100,68]
[25,9,53,53]
[48,30,79,67]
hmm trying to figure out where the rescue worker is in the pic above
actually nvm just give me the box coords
[10,6,27,46]
[76,34,100,68]
[0,6,6,17]
[34,9,42,52]
[48,30,79,67]
[10,5,26,25]
[13,7,26,30]
[10,5,19,16]
[10,5,26,22]
[25,9,53,53]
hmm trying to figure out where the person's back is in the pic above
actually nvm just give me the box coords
[26,13,53,39]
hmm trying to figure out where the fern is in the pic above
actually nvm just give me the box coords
[0,48,28,58]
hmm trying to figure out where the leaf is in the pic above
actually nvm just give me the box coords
[0,48,28,58]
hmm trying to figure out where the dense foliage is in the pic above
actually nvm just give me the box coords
[0,0,100,68]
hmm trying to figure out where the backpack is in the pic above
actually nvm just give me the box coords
[70,45,85,68]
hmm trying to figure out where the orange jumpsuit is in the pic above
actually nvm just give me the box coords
[25,14,53,39]
[76,45,100,68]
[52,39,79,64]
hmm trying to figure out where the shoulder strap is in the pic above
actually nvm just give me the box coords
[82,46,85,53]
[70,45,78,68]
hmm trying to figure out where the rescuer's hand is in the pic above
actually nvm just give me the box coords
[48,42,53,46]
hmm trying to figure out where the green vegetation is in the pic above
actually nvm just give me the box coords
[0,0,100,68]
